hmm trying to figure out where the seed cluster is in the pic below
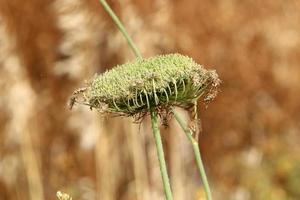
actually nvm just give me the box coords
[70,54,220,117]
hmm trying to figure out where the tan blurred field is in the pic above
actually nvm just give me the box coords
[1,0,300,199]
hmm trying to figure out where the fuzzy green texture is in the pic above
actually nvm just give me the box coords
[72,53,220,115]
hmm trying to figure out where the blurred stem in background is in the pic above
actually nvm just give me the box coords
[21,128,45,200]
[97,0,212,199]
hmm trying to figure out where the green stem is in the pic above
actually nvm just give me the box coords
[97,1,211,199]
[98,1,173,199]
[98,0,142,59]
[174,111,212,200]
[150,109,173,200]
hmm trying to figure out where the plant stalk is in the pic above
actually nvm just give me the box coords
[98,0,142,59]
[150,109,173,200]
[98,1,173,199]
[97,1,211,199]
[174,111,212,200]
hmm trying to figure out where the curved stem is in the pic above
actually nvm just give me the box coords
[98,0,142,59]
[174,111,212,200]
[150,109,173,200]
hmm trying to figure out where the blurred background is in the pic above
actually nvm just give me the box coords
[1,0,300,199]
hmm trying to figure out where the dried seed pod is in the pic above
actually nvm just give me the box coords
[70,54,220,117]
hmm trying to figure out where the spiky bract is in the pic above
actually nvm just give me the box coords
[71,54,220,117]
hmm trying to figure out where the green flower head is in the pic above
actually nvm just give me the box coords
[70,54,220,117]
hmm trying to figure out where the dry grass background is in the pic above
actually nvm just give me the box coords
[0,0,300,199]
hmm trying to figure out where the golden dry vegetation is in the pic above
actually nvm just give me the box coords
[0,0,300,199]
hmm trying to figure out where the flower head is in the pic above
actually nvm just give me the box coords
[70,54,220,117]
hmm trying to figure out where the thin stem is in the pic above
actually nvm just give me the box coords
[150,109,173,200]
[98,0,142,59]
[97,1,211,199]
[174,111,212,200]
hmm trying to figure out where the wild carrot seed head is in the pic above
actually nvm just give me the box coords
[70,54,220,117]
